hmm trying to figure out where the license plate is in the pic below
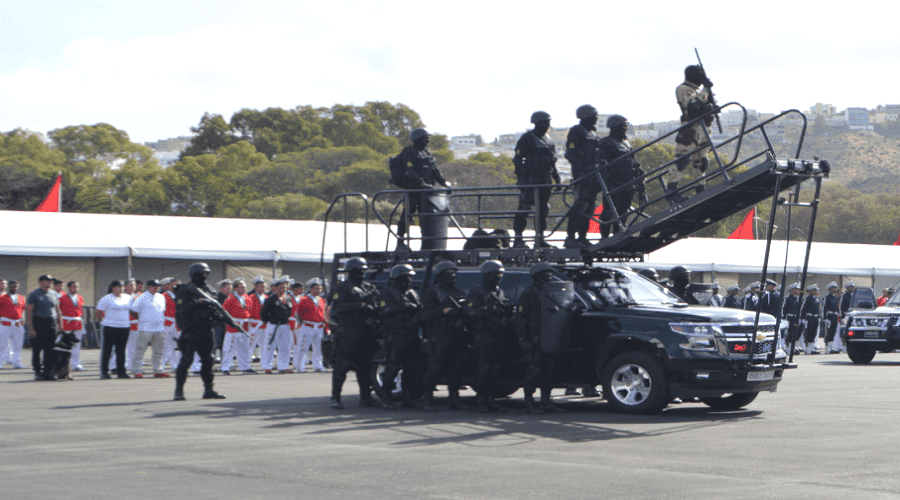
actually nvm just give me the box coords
[747,370,774,382]
[864,331,880,338]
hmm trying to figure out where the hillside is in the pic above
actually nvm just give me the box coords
[794,129,900,193]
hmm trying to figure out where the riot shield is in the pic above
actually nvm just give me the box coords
[541,281,574,353]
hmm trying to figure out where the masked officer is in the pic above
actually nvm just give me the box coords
[174,262,226,401]
[513,111,561,249]
[782,283,803,352]
[514,262,566,414]
[329,257,379,409]
[823,282,841,354]
[801,284,821,355]
[393,128,450,251]
[723,284,742,309]
[378,264,423,410]
[465,260,513,412]
[597,115,646,240]
[564,104,603,249]
[420,261,469,412]
[667,266,691,302]
[637,268,659,283]
[668,65,715,204]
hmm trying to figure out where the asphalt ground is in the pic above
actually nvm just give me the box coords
[3,349,900,500]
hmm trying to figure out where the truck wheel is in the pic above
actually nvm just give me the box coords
[492,385,519,398]
[601,351,669,414]
[699,392,758,410]
[847,343,876,364]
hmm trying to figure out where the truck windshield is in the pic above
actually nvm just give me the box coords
[565,268,684,307]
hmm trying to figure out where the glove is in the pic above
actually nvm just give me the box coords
[704,78,713,88]
[551,173,562,191]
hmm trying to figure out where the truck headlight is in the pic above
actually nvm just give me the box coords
[671,323,722,352]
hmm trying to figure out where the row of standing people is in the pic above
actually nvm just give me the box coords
[328,257,567,414]
[392,65,717,252]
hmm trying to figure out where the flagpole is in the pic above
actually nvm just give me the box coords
[57,172,62,212]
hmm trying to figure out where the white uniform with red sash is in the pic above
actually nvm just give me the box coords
[0,293,26,368]
[222,292,251,372]
[162,291,180,369]
[295,293,327,372]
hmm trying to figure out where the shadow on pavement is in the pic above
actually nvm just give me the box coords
[132,394,764,446]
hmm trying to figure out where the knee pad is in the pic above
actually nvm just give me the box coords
[675,156,691,172]
[697,157,709,173]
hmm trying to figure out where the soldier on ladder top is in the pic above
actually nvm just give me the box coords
[512,111,561,249]
[668,65,715,204]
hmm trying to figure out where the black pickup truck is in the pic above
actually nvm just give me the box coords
[359,262,792,414]
[840,288,900,364]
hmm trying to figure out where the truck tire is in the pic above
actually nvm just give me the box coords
[601,351,669,414]
[699,392,758,410]
[846,343,876,364]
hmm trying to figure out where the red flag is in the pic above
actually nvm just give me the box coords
[35,174,62,212]
[728,208,755,239]
[893,230,900,245]
[587,204,603,233]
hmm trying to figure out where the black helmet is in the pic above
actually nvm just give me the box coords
[432,261,458,276]
[344,257,368,272]
[410,128,430,141]
[529,262,553,277]
[669,266,690,280]
[530,111,551,124]
[188,262,211,277]
[606,114,629,129]
[481,260,504,274]
[576,104,597,120]
[389,264,415,279]
[637,268,659,282]
[685,65,704,84]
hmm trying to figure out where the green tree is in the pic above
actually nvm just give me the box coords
[180,113,236,158]
[239,193,328,220]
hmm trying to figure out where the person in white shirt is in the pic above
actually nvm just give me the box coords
[96,280,133,379]
[129,279,168,378]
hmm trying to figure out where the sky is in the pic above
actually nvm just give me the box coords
[1,1,899,144]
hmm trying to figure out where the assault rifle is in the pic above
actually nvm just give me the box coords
[694,48,723,134]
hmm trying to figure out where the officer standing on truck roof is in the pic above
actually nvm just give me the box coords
[563,105,603,249]
[667,65,715,204]
[597,114,646,240]
[512,111,561,249]
[392,128,450,251]
[465,260,513,412]
[329,257,379,409]
[377,264,423,410]
[514,262,566,414]
[419,261,470,412]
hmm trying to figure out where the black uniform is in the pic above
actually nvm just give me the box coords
[260,292,293,361]
[377,285,423,405]
[744,293,759,311]
[330,279,379,401]
[597,135,644,238]
[724,294,742,309]
[419,283,468,404]
[514,285,554,401]
[800,294,821,344]
[782,294,802,345]
[823,293,840,344]
[174,283,220,390]
[840,291,853,317]
[465,283,512,400]
[760,290,782,319]
[513,130,559,236]
[395,145,447,240]
[564,124,603,239]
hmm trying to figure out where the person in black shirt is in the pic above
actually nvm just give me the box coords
[174,263,226,401]
[377,264,423,410]
[512,111,561,249]
[420,261,469,412]
[393,128,449,250]
[465,260,512,412]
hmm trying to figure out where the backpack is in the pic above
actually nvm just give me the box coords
[389,155,408,189]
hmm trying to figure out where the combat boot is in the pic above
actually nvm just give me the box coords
[359,394,376,407]
[564,236,584,249]
[486,397,507,413]
[173,385,186,401]
[447,391,470,411]
[382,392,398,410]
[202,384,226,399]
[695,184,705,194]
[540,391,566,413]
[330,396,344,409]
[512,234,527,249]
[666,182,688,205]
[421,393,437,413]
[524,392,543,414]
[533,236,554,249]
[476,394,491,413]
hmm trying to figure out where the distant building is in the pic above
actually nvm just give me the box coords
[845,107,872,130]
[872,104,900,124]
[809,103,836,118]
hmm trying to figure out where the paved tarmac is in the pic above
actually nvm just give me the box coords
[3,349,900,500]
